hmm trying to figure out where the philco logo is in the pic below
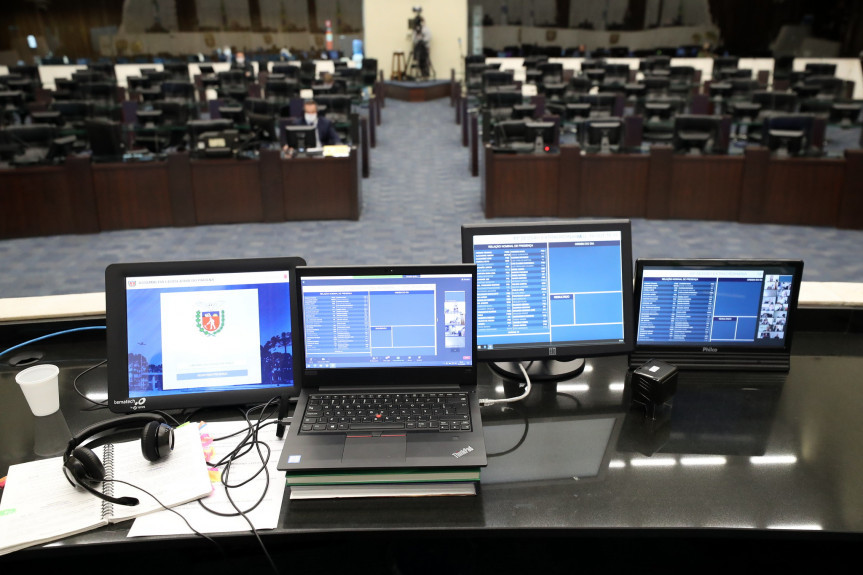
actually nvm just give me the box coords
[702,347,718,353]
[452,446,474,459]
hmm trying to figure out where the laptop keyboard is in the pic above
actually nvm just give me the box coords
[299,392,472,433]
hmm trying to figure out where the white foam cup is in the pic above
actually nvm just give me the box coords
[15,364,61,416]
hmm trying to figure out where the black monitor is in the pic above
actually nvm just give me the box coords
[752,90,798,113]
[218,105,246,125]
[581,117,625,153]
[673,115,726,155]
[644,100,676,122]
[804,62,836,77]
[105,257,306,413]
[761,114,816,157]
[511,104,536,120]
[84,118,124,161]
[461,219,634,382]
[580,93,617,116]
[713,56,739,77]
[709,82,733,99]
[485,87,522,110]
[631,259,803,371]
[266,78,300,101]
[188,118,238,158]
[271,63,300,80]
[493,119,531,152]
[538,62,564,80]
[669,66,696,81]
[603,64,631,81]
[88,62,115,79]
[641,56,671,73]
[482,70,515,91]
[9,65,40,81]
[283,124,317,152]
[524,121,557,151]
[829,102,862,128]
[314,94,352,122]
[247,111,277,142]
[163,61,189,81]
[541,82,567,101]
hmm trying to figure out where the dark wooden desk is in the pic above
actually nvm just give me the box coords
[481,145,863,230]
[1,306,862,572]
[0,148,361,238]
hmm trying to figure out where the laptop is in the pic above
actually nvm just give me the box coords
[630,258,804,371]
[277,264,487,472]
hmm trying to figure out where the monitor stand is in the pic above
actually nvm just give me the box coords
[488,358,586,383]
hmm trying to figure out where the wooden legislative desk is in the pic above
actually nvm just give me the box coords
[0,148,361,239]
[481,144,863,230]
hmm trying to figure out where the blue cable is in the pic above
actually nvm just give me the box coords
[0,326,106,359]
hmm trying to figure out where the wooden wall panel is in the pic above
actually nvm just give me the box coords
[838,150,863,229]
[281,150,359,220]
[668,155,745,221]
[92,162,173,230]
[190,159,264,224]
[579,154,650,218]
[763,158,845,226]
[484,151,560,218]
[0,160,97,238]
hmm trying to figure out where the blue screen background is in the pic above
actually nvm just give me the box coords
[125,282,294,396]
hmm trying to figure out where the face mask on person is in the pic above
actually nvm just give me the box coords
[304,113,317,124]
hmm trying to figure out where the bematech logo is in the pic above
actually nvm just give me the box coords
[452,446,474,459]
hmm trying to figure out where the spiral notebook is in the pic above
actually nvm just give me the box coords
[0,423,212,556]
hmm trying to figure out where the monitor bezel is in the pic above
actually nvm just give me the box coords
[461,219,635,363]
[633,258,804,355]
[295,264,478,387]
[106,257,306,414]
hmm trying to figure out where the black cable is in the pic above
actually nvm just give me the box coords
[73,359,108,408]
[104,478,226,559]
[193,397,282,574]
[486,405,530,458]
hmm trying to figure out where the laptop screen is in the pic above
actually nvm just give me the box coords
[105,258,305,413]
[634,259,803,350]
[298,270,475,370]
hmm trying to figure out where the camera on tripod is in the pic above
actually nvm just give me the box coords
[408,6,423,32]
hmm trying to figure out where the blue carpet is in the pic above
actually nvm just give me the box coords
[0,98,861,298]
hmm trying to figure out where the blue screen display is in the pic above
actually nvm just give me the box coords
[300,274,473,368]
[125,270,295,398]
[637,267,794,346]
[471,231,626,350]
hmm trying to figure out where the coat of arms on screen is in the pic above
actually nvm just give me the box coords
[197,310,225,336]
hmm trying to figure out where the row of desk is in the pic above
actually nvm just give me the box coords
[472,138,863,229]
[0,149,362,240]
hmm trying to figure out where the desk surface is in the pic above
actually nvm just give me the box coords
[2,314,862,570]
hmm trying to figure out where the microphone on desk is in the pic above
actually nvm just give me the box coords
[76,477,140,507]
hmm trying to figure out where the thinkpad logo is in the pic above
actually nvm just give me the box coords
[452,446,474,459]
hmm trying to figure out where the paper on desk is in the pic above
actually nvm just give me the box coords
[128,420,286,537]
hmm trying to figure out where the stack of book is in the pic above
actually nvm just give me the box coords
[286,468,481,500]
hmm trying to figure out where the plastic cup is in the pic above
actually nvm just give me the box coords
[15,364,61,417]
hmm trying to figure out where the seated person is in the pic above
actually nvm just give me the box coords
[283,99,342,155]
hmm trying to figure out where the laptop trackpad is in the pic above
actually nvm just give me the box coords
[342,435,407,463]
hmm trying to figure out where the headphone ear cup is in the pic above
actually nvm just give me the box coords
[65,446,106,486]
[141,421,174,462]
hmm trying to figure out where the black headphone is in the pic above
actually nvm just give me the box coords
[62,414,175,506]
